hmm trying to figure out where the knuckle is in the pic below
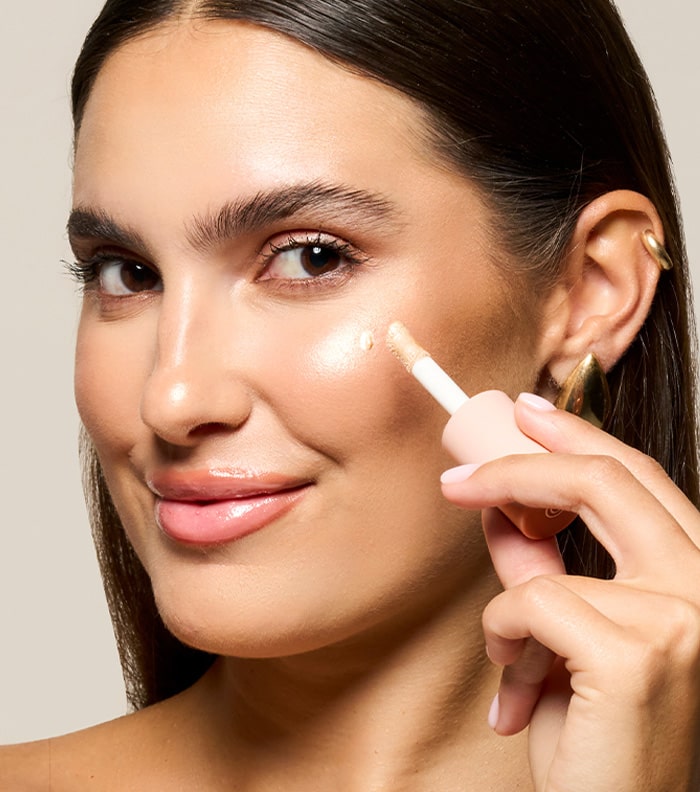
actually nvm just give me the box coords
[504,639,553,685]
[481,592,509,637]
[631,450,668,484]
[623,601,700,699]
[656,599,700,666]
[481,601,497,633]
[508,575,561,621]
[582,454,629,493]
[631,641,668,696]
[518,575,561,611]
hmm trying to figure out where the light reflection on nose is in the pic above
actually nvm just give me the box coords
[169,382,188,405]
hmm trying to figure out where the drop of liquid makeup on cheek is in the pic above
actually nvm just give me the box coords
[360,331,375,352]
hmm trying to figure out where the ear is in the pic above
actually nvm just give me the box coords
[536,190,666,391]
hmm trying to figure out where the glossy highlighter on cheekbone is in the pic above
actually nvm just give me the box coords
[386,321,574,536]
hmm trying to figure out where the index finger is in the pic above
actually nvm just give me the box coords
[514,395,700,547]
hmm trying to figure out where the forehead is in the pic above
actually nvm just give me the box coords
[73,20,439,198]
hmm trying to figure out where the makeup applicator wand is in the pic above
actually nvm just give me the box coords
[386,321,574,536]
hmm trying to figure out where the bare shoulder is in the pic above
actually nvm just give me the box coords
[0,699,183,791]
[0,739,52,791]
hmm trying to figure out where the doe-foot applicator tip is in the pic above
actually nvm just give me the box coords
[385,321,430,372]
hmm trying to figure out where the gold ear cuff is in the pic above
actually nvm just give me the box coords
[642,229,674,271]
[552,230,671,428]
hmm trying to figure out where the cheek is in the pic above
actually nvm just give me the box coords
[74,311,153,459]
[256,312,449,467]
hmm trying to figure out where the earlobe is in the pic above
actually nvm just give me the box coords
[538,190,669,390]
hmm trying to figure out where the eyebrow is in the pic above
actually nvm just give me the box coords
[67,208,151,258]
[188,181,399,250]
[67,181,400,257]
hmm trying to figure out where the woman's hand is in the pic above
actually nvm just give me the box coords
[440,393,700,791]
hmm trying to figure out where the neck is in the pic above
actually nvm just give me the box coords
[188,568,531,791]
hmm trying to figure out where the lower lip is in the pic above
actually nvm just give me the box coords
[156,487,308,546]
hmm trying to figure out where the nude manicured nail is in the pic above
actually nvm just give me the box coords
[517,392,557,412]
[440,464,481,484]
[488,694,500,730]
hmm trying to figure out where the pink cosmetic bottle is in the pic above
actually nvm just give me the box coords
[441,390,573,536]
[387,322,574,537]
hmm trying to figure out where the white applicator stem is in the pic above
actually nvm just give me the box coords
[385,322,469,415]
[385,320,574,535]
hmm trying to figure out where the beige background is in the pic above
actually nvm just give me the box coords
[1,1,698,743]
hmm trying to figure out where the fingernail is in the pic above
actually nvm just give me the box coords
[440,463,481,485]
[488,694,500,730]
[517,392,557,412]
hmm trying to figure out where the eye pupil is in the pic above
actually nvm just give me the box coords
[301,245,340,275]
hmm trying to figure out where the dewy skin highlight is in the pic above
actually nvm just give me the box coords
[386,321,574,535]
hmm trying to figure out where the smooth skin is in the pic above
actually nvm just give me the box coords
[3,17,700,791]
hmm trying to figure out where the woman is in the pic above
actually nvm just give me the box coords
[3,0,700,788]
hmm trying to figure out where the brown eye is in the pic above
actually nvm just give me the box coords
[299,244,342,276]
[264,237,354,282]
[99,259,162,295]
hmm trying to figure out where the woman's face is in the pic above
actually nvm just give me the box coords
[72,21,543,656]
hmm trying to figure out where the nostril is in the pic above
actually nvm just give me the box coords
[188,421,233,438]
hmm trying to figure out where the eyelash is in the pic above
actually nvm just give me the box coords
[66,253,131,286]
[67,233,369,293]
[267,232,359,258]
[263,233,368,286]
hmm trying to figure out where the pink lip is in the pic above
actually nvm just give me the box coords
[149,470,311,546]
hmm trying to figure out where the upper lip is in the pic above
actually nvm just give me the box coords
[148,469,313,502]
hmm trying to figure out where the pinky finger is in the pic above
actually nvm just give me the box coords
[493,638,556,735]
[483,577,619,732]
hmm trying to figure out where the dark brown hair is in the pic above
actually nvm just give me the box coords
[73,0,698,710]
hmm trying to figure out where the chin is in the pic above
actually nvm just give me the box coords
[156,599,354,659]
[147,563,360,659]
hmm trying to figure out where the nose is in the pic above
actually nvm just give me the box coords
[140,284,253,447]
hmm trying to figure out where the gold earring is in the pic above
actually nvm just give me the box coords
[641,229,674,271]
[554,353,611,429]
